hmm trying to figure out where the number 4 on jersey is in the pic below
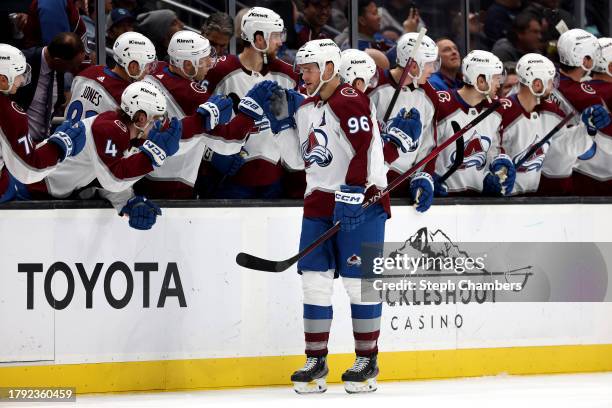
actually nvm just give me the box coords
[105,139,117,157]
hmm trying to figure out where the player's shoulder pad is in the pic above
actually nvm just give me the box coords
[0,95,28,139]
[76,64,107,81]
[205,54,242,87]
[268,58,300,80]
[421,81,438,100]
[92,111,130,143]
[539,97,567,119]
[366,67,392,95]
[328,84,371,119]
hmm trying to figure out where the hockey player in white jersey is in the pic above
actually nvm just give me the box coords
[497,53,599,195]
[138,30,271,198]
[339,48,427,209]
[548,29,612,195]
[418,50,514,210]
[27,82,193,230]
[0,43,85,202]
[64,31,157,124]
[367,32,439,202]
[204,7,300,198]
[270,39,389,394]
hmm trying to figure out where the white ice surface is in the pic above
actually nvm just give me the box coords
[7,372,612,408]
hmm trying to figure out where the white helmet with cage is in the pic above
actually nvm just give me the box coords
[396,32,439,80]
[120,81,167,123]
[339,49,377,91]
[113,32,157,80]
[240,7,286,54]
[516,53,558,101]
[557,28,600,72]
[462,50,504,96]
[594,37,612,76]
[0,43,31,94]
[168,30,217,79]
[295,39,341,96]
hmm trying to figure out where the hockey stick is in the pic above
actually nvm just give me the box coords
[382,28,427,123]
[236,100,502,272]
[514,111,576,169]
[437,120,464,183]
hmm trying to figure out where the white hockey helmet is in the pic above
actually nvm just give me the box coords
[0,43,31,94]
[557,28,599,72]
[113,32,157,80]
[594,37,612,76]
[396,32,439,80]
[462,50,505,96]
[295,39,341,96]
[240,7,286,53]
[120,81,167,124]
[168,30,217,79]
[339,49,377,91]
[516,53,558,99]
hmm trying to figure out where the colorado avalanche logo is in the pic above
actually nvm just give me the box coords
[347,254,362,266]
[581,83,596,95]
[11,101,26,114]
[514,141,548,172]
[449,129,491,170]
[301,125,333,167]
[190,81,207,94]
[340,87,358,97]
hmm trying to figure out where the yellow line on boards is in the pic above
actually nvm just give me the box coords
[1,344,612,394]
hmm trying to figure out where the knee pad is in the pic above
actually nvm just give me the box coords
[302,270,335,306]
[342,277,379,305]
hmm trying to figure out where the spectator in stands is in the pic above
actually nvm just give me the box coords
[137,9,184,62]
[1,1,29,46]
[522,0,575,61]
[492,12,543,62]
[106,8,135,48]
[334,0,392,51]
[379,1,424,35]
[201,12,234,56]
[330,0,349,32]
[22,0,86,49]
[13,32,86,141]
[366,47,390,69]
[294,0,335,49]
[381,26,402,43]
[483,0,522,48]
[429,37,463,91]
[499,61,518,97]
[106,8,136,48]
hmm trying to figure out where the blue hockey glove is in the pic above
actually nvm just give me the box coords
[582,104,611,135]
[267,88,305,134]
[197,94,233,131]
[139,117,182,167]
[432,173,448,197]
[210,150,246,176]
[48,120,86,160]
[333,185,366,232]
[119,196,162,230]
[382,108,422,153]
[238,80,278,121]
[485,154,516,196]
[409,172,434,212]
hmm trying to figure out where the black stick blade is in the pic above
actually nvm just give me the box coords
[236,252,290,272]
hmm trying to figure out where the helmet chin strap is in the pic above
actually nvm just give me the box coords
[308,69,334,97]
[252,37,270,65]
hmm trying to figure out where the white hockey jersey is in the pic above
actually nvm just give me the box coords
[499,95,593,195]
[367,68,437,175]
[279,83,390,217]
[426,90,506,194]
[0,94,64,188]
[204,55,299,186]
[64,65,128,123]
